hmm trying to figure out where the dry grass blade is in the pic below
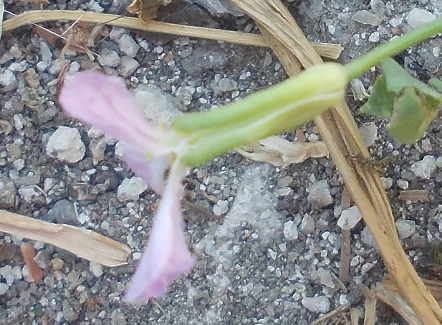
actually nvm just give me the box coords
[309,303,351,325]
[228,0,442,323]
[0,210,130,267]
[1,10,342,59]
[236,136,328,167]
[377,279,422,325]
[363,287,377,325]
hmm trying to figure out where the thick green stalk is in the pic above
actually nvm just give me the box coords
[345,17,442,80]
[177,63,348,166]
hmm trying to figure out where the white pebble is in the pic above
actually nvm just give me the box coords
[410,155,436,179]
[46,126,85,163]
[302,296,330,313]
[117,177,148,201]
[407,9,436,29]
[283,221,299,241]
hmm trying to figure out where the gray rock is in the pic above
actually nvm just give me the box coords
[338,206,362,230]
[0,283,9,295]
[90,138,107,165]
[216,77,238,93]
[118,34,140,57]
[89,262,104,277]
[46,126,86,163]
[39,40,53,63]
[119,56,140,77]
[0,179,16,209]
[98,48,121,68]
[407,8,436,29]
[117,177,148,202]
[62,300,79,322]
[301,296,330,313]
[396,219,416,239]
[307,180,333,208]
[316,267,335,288]
[410,155,436,179]
[299,214,315,234]
[352,10,383,26]
[213,200,229,215]
[361,227,377,248]
[359,123,377,147]
[110,309,127,325]
[0,69,17,89]
[283,220,299,241]
[18,185,45,204]
[181,46,228,74]
[193,0,243,16]
[48,199,78,225]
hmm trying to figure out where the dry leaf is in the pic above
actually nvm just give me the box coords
[0,210,130,267]
[399,190,429,202]
[127,0,171,21]
[236,135,328,167]
[20,242,43,283]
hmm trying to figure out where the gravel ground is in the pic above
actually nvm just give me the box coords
[1,0,442,324]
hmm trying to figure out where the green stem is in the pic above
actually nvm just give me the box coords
[345,17,442,80]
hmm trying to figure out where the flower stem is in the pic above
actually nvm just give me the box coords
[345,17,442,80]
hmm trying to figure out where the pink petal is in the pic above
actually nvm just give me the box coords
[59,71,171,157]
[124,164,195,302]
[122,145,168,195]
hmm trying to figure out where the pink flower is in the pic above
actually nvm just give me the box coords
[59,71,195,302]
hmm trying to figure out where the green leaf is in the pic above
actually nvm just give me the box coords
[428,77,442,93]
[381,59,441,106]
[387,87,438,144]
[360,58,442,144]
[360,75,395,118]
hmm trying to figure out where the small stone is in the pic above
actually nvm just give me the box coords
[51,258,64,270]
[18,185,42,204]
[0,283,9,295]
[0,69,17,89]
[283,221,299,241]
[338,206,362,230]
[89,262,103,277]
[316,268,335,288]
[118,34,140,57]
[370,0,385,15]
[47,199,77,225]
[301,296,330,313]
[396,220,416,239]
[352,10,383,26]
[213,200,229,215]
[217,77,238,92]
[40,40,53,62]
[277,176,293,187]
[117,177,148,201]
[62,300,79,322]
[410,155,436,179]
[361,227,376,248]
[299,214,315,234]
[98,48,121,68]
[110,309,127,325]
[90,138,107,165]
[407,9,436,29]
[359,122,377,147]
[307,180,333,208]
[0,179,16,209]
[397,179,409,190]
[119,56,140,77]
[46,126,86,163]
[368,31,380,42]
